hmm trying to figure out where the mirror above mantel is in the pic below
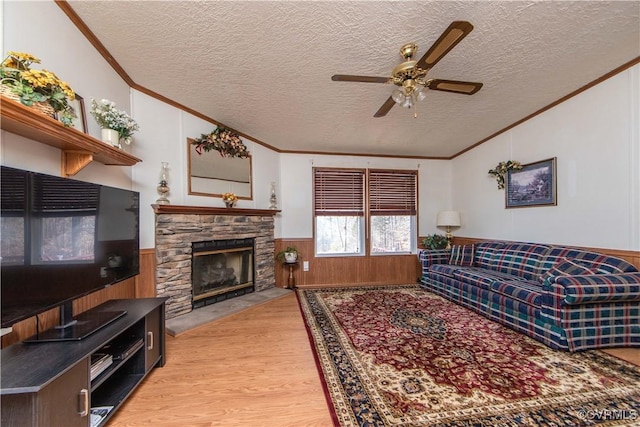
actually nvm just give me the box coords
[187,138,253,199]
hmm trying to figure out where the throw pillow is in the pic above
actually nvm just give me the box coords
[449,244,474,267]
[539,258,598,283]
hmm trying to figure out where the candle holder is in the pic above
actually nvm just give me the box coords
[156,162,170,205]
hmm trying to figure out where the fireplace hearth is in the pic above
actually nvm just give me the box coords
[192,238,254,308]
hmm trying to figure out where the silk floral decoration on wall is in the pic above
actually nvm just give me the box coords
[191,126,250,158]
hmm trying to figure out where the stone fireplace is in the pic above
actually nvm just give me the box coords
[153,205,278,319]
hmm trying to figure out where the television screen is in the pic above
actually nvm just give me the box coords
[1,166,140,329]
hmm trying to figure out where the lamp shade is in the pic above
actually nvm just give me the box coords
[436,210,461,227]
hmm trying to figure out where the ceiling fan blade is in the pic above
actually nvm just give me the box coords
[374,96,396,117]
[416,21,474,70]
[332,74,391,84]
[428,79,483,94]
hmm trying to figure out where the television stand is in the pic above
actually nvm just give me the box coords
[23,310,127,343]
[1,298,166,427]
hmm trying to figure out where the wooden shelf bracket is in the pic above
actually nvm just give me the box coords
[62,150,94,177]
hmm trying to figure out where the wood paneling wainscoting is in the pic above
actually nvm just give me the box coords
[275,238,422,288]
[136,248,157,297]
[447,237,640,270]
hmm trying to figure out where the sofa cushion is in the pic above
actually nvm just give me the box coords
[490,243,551,280]
[429,264,461,278]
[572,254,638,274]
[474,242,507,269]
[539,258,598,284]
[540,247,638,275]
[490,280,543,308]
[449,244,474,266]
[453,268,527,290]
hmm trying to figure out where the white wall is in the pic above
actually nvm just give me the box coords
[278,154,453,239]
[452,64,640,251]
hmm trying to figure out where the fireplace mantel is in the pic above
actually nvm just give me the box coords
[152,204,280,216]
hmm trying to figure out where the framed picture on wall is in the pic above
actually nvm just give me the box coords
[57,94,87,133]
[506,157,557,208]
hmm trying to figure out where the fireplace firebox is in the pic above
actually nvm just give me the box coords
[191,238,254,308]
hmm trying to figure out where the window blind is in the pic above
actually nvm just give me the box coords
[313,168,365,216]
[368,169,417,215]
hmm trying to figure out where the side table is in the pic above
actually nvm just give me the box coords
[283,261,299,288]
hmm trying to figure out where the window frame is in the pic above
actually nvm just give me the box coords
[313,167,418,257]
[367,169,418,255]
[313,167,366,257]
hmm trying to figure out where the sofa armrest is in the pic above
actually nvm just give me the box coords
[418,249,450,276]
[542,272,640,305]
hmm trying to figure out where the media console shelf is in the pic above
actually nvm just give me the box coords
[0,298,166,427]
[0,96,142,177]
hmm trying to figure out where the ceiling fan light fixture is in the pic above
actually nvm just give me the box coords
[415,86,428,102]
[392,88,406,104]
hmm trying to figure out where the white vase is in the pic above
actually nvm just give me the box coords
[101,128,121,148]
[284,252,298,263]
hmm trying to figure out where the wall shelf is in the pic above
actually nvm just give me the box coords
[1,96,142,177]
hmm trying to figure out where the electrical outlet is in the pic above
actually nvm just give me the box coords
[100,267,108,278]
[303,261,309,271]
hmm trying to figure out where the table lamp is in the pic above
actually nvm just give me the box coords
[437,211,461,249]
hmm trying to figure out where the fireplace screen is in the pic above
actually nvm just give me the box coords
[191,238,254,307]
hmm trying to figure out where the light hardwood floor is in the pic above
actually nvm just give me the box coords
[108,293,333,427]
[108,293,638,426]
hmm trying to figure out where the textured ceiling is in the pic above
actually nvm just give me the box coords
[67,1,639,158]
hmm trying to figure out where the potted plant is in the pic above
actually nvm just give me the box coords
[0,51,76,125]
[422,234,449,250]
[222,192,238,208]
[275,246,301,263]
[90,98,140,148]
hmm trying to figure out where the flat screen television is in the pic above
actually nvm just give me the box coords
[1,166,140,342]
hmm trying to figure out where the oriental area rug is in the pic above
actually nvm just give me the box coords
[296,286,640,426]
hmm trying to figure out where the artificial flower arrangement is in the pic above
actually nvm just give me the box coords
[90,98,140,147]
[222,192,238,204]
[488,160,523,189]
[191,126,250,158]
[0,51,76,125]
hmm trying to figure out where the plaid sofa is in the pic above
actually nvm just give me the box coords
[419,241,640,351]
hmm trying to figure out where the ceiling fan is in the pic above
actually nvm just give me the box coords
[332,21,483,118]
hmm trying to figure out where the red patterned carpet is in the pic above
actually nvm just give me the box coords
[297,286,640,426]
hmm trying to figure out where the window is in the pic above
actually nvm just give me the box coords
[314,167,418,256]
[314,168,365,255]
[369,169,417,254]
